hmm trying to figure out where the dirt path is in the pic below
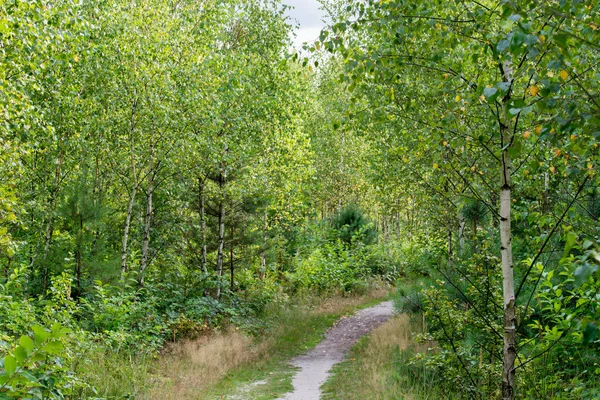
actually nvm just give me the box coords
[278,301,395,400]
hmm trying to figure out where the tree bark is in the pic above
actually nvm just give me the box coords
[74,212,83,298]
[139,143,155,287]
[40,147,64,292]
[260,210,267,277]
[473,219,478,254]
[458,212,466,252]
[199,177,207,274]
[216,167,226,298]
[500,61,517,400]
[121,186,137,280]
[229,224,234,291]
[120,96,138,281]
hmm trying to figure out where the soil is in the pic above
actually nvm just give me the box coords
[278,301,395,400]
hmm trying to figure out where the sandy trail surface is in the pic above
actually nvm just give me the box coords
[278,301,395,400]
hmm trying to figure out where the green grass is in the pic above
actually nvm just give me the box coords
[205,290,391,399]
[78,288,391,399]
[321,310,449,400]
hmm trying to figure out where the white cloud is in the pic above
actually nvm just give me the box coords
[291,26,322,49]
[282,0,325,50]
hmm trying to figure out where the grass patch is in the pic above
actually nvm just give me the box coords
[321,312,448,400]
[141,287,390,399]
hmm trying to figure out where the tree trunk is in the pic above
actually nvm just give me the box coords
[139,143,155,287]
[500,153,516,399]
[120,187,137,280]
[216,169,226,298]
[447,228,453,265]
[473,219,478,254]
[229,224,234,291]
[40,148,64,292]
[74,212,83,298]
[260,210,267,277]
[458,212,466,252]
[120,96,139,281]
[199,177,207,274]
[500,61,517,400]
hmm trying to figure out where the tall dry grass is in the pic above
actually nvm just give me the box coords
[322,314,433,400]
[146,288,390,399]
[147,328,268,399]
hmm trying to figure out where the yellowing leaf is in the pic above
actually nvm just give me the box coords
[547,71,554,78]
[522,131,531,139]
[535,126,543,134]
[529,86,539,96]
[433,163,439,169]
[455,95,461,102]
[559,70,569,80]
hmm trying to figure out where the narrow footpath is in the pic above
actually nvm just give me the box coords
[278,301,395,400]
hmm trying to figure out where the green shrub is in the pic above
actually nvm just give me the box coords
[331,205,376,246]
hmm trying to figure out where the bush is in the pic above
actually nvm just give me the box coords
[331,205,377,246]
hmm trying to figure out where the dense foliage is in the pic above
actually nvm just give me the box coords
[1,0,599,398]
[0,0,400,397]
[316,0,599,398]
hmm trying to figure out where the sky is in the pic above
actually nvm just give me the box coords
[281,0,326,49]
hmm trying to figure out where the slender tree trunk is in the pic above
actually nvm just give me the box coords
[447,228,453,264]
[91,149,104,256]
[139,144,155,287]
[229,224,234,291]
[543,162,550,212]
[75,213,83,298]
[120,96,138,281]
[473,219,478,254]
[260,210,267,276]
[199,177,207,274]
[40,148,64,292]
[500,61,517,400]
[216,169,226,298]
[458,213,466,252]
[121,187,136,280]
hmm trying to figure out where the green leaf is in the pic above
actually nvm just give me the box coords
[563,231,578,257]
[497,39,510,53]
[497,82,511,92]
[41,341,63,354]
[583,323,598,344]
[574,263,598,287]
[32,326,50,345]
[3,355,16,375]
[14,346,27,363]
[483,87,498,100]
[19,335,34,355]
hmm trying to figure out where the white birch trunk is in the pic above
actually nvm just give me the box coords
[500,61,517,400]
[216,167,226,298]
[139,144,154,287]
[120,96,138,281]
